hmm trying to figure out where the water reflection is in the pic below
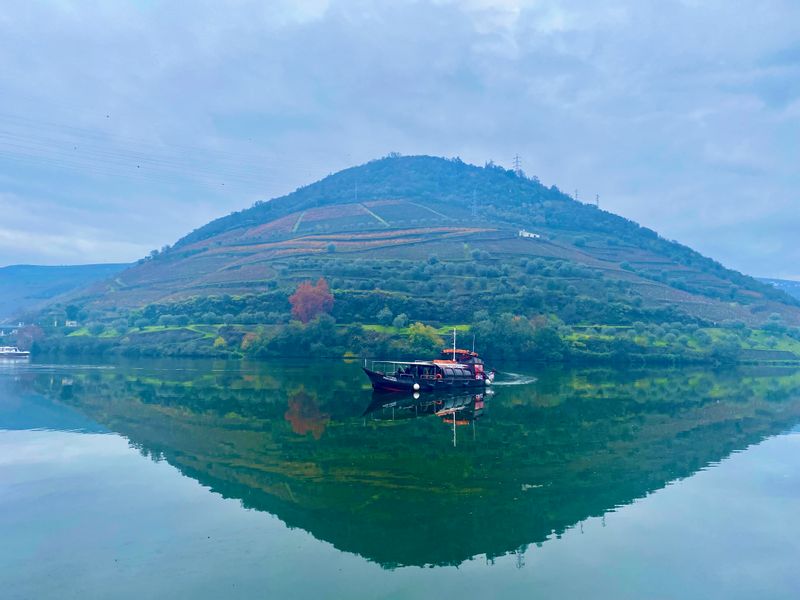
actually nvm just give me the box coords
[365,391,488,446]
[8,360,800,569]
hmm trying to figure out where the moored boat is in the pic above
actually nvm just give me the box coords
[0,346,30,359]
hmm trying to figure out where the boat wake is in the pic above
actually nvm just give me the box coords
[492,372,537,386]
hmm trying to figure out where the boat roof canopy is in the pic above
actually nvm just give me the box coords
[441,348,479,356]
[370,360,438,366]
[369,359,470,368]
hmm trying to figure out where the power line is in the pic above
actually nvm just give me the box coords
[0,110,328,193]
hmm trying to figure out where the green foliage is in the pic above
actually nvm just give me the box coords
[392,313,409,328]
[472,313,566,361]
[376,306,394,326]
[400,322,444,357]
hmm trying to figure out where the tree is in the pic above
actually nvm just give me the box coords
[532,326,566,361]
[377,306,394,326]
[289,278,334,323]
[392,313,409,329]
[405,322,444,356]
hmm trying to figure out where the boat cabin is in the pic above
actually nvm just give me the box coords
[365,360,478,382]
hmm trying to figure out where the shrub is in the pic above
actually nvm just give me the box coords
[377,306,394,325]
[392,313,409,328]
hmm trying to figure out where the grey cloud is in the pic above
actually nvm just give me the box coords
[0,0,798,277]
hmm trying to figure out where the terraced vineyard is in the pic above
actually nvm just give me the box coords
[42,155,800,329]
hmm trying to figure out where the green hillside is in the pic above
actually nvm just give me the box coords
[28,155,800,362]
[57,155,798,324]
[0,263,128,323]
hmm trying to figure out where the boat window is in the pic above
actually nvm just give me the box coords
[444,368,455,377]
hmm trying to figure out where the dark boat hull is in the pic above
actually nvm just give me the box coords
[363,368,487,393]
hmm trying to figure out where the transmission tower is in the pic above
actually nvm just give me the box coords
[595,193,600,208]
[513,154,522,176]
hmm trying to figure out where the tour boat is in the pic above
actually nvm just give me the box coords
[0,346,30,359]
[363,331,495,393]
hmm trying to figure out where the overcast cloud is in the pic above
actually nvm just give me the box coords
[1,0,798,277]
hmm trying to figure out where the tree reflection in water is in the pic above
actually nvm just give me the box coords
[285,388,330,440]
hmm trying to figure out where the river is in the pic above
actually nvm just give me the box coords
[1,358,799,599]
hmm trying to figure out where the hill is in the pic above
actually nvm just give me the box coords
[54,155,799,328]
[759,278,800,301]
[0,263,128,323]
[27,156,800,363]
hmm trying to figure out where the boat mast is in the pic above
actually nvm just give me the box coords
[453,328,456,361]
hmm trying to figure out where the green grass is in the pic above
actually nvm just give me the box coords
[362,323,470,335]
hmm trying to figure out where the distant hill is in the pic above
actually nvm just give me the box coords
[759,278,800,301]
[47,155,800,327]
[0,263,128,323]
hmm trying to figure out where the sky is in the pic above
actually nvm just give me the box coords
[1,0,799,278]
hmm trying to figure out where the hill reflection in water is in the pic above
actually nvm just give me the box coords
[28,360,800,568]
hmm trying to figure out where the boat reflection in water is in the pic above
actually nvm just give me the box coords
[364,390,490,446]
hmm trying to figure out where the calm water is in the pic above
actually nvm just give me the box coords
[2,359,800,599]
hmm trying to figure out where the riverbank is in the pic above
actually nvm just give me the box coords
[25,316,800,366]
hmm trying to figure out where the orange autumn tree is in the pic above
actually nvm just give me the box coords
[289,278,334,323]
